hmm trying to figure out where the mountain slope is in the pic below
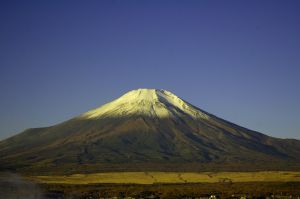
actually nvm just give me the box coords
[1,89,300,174]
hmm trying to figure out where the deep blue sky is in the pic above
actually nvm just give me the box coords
[0,0,299,140]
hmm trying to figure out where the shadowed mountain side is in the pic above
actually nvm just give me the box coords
[0,89,300,174]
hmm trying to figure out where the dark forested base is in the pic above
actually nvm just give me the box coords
[3,162,300,175]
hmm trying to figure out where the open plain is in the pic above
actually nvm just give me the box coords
[30,171,300,185]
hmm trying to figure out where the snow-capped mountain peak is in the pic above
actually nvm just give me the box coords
[80,88,209,120]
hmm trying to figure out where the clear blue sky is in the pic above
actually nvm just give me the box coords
[0,0,299,140]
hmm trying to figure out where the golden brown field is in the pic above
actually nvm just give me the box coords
[30,171,300,185]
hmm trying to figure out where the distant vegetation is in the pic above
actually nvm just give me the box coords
[36,181,300,198]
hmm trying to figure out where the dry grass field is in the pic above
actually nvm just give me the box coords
[30,171,300,185]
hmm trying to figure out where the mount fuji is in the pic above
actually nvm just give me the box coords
[1,89,300,174]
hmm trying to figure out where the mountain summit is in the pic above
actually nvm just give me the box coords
[1,89,300,174]
[80,89,209,120]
